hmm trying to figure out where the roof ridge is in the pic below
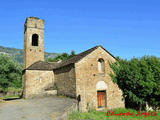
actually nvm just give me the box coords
[54,45,101,69]
[25,45,115,71]
[60,45,98,62]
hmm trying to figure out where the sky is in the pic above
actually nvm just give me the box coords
[0,0,160,59]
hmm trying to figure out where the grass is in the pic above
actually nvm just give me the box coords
[69,108,160,120]
[0,87,22,101]
[0,95,20,103]
[7,87,22,93]
[2,95,20,99]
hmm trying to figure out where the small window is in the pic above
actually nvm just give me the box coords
[98,58,105,73]
[32,34,39,46]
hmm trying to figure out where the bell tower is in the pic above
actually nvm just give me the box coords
[24,17,44,68]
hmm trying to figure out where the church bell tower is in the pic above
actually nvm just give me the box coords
[24,17,44,68]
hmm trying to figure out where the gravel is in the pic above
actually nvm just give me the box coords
[0,96,75,120]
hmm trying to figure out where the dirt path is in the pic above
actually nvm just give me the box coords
[0,96,75,120]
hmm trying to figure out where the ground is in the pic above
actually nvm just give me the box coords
[0,96,75,120]
[69,108,160,120]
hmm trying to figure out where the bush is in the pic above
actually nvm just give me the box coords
[110,56,160,110]
[0,54,22,93]
[46,51,75,62]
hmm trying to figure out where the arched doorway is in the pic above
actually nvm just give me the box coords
[96,81,107,108]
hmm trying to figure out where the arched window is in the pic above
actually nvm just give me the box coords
[32,34,39,46]
[98,58,105,73]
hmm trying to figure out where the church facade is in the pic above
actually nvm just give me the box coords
[22,17,124,112]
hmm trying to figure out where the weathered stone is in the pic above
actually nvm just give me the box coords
[23,70,54,98]
[44,90,57,96]
[24,17,44,69]
[23,17,125,112]
[75,47,124,112]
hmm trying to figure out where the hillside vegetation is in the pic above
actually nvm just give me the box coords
[0,46,60,63]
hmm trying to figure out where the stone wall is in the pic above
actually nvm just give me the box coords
[23,70,54,98]
[54,100,78,120]
[75,47,125,112]
[24,17,44,69]
[54,64,76,98]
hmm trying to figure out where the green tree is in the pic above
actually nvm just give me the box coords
[0,54,22,93]
[46,50,76,62]
[70,50,75,57]
[110,56,160,110]
[143,56,160,109]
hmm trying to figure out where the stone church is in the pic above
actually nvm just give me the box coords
[22,17,124,112]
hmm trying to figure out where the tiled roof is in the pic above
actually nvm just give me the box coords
[26,61,59,70]
[25,45,115,70]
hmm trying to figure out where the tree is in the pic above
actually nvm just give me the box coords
[110,56,160,110]
[70,50,75,57]
[143,56,160,109]
[46,50,76,62]
[0,54,22,93]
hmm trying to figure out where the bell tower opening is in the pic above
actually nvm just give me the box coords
[24,17,44,69]
[32,34,39,46]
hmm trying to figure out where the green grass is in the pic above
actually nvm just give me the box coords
[7,87,22,93]
[2,95,20,99]
[69,108,160,120]
[0,87,21,101]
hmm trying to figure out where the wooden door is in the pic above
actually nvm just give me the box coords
[97,91,106,108]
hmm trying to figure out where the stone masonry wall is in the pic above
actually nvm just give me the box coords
[75,47,125,112]
[54,64,76,98]
[23,70,54,98]
[24,17,44,69]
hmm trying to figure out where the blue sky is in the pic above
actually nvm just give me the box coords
[0,0,160,59]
